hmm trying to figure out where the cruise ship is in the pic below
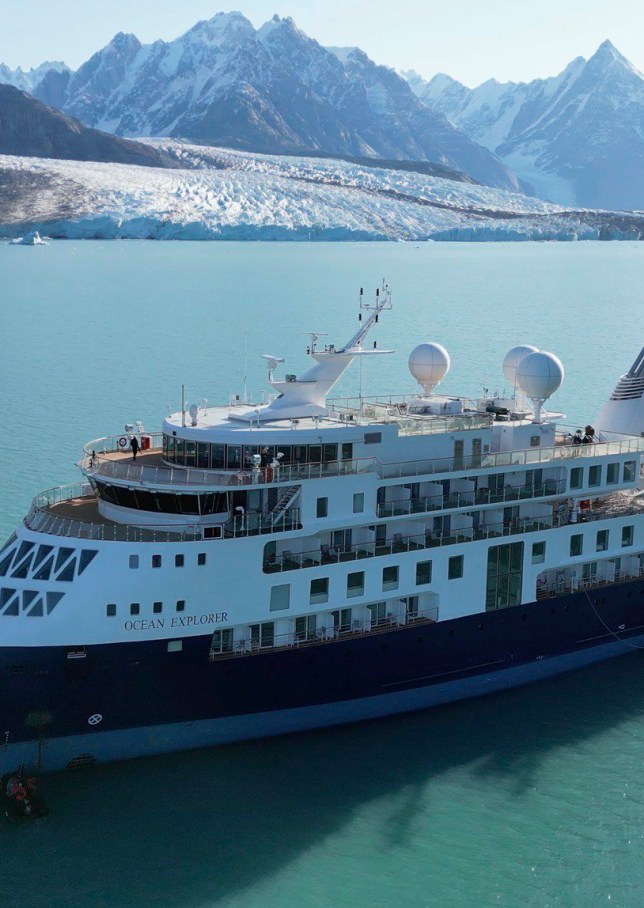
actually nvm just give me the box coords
[2,285,644,773]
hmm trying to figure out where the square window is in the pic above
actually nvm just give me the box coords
[596,530,609,552]
[570,467,583,490]
[152,554,162,568]
[270,584,290,611]
[197,553,206,566]
[588,465,602,487]
[176,600,186,612]
[624,461,636,482]
[606,463,619,485]
[316,497,328,518]
[532,542,546,564]
[310,578,329,604]
[364,432,382,445]
[347,571,365,598]
[106,603,116,617]
[175,554,184,568]
[130,603,140,616]
[167,640,183,653]
[416,561,432,585]
[622,525,634,547]
[153,602,162,614]
[570,534,583,557]
[448,556,463,580]
[530,436,540,447]
[382,565,399,591]
[353,492,365,514]
[129,555,139,569]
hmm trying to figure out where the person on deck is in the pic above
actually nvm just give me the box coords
[130,436,139,460]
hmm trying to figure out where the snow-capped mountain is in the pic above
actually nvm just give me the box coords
[404,41,644,210]
[1,141,642,242]
[26,12,518,191]
[0,60,68,93]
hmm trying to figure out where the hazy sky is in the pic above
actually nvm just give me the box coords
[2,0,643,86]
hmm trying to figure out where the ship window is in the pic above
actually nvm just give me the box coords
[130,603,140,616]
[153,602,163,614]
[250,622,274,649]
[46,592,64,614]
[588,466,602,487]
[175,554,184,567]
[532,542,546,564]
[570,467,583,490]
[56,559,77,582]
[106,604,116,617]
[0,550,16,577]
[416,561,432,585]
[310,578,329,605]
[486,543,523,610]
[226,445,242,470]
[347,571,364,598]
[448,556,464,580]
[33,556,54,581]
[33,544,54,570]
[364,433,381,445]
[323,444,337,463]
[606,463,619,485]
[530,436,540,447]
[11,553,34,579]
[570,534,583,557]
[197,443,210,469]
[211,444,225,469]
[295,615,316,641]
[624,461,636,482]
[152,555,162,568]
[622,526,634,547]
[198,553,207,566]
[0,533,16,555]
[596,530,609,552]
[316,497,328,518]
[167,640,183,653]
[270,584,290,611]
[368,601,388,626]
[15,541,35,564]
[210,629,234,654]
[129,555,139,569]
[353,493,365,514]
[3,598,19,616]
[332,608,352,633]
[382,565,399,591]
[78,550,98,575]
[309,445,322,464]
[176,600,186,612]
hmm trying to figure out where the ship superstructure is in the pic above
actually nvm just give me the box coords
[2,286,644,773]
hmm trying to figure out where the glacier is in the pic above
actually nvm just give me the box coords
[0,141,642,242]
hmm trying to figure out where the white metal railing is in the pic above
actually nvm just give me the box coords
[537,566,644,600]
[208,606,439,659]
[377,480,566,517]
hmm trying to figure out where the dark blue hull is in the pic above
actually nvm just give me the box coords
[2,577,644,772]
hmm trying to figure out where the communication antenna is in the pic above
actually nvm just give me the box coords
[261,354,285,382]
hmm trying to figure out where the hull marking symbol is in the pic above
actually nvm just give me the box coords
[88,714,103,726]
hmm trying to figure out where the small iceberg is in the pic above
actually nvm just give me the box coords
[9,230,49,246]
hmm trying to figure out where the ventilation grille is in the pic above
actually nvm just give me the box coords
[610,375,644,401]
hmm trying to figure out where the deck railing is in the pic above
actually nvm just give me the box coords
[209,606,439,660]
[263,517,555,573]
[536,566,644,600]
[377,480,565,517]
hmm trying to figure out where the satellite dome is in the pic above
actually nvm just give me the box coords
[408,343,450,395]
[516,351,564,401]
[503,345,539,389]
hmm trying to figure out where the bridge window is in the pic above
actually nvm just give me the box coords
[606,463,619,484]
[624,461,636,482]
[588,466,602,487]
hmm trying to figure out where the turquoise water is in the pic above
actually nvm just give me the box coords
[1,241,644,907]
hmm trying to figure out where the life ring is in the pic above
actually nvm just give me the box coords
[117,436,128,449]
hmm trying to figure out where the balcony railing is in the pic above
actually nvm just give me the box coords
[378,436,644,481]
[377,480,565,517]
[209,606,439,659]
[536,566,644,600]
[263,517,554,573]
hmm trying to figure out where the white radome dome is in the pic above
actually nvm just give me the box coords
[516,351,564,400]
[408,342,450,394]
[502,345,539,388]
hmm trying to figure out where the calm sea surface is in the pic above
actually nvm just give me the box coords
[1,240,644,907]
